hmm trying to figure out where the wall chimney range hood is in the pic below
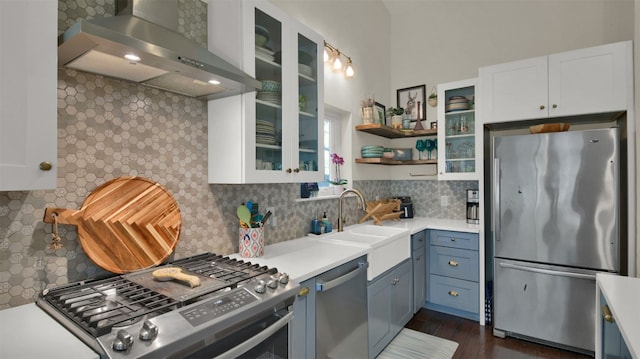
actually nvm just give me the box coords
[58,0,260,100]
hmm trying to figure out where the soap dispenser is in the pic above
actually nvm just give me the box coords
[322,212,332,233]
[311,214,322,235]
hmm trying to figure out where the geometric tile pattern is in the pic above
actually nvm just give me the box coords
[0,1,472,309]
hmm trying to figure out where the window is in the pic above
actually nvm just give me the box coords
[320,111,341,188]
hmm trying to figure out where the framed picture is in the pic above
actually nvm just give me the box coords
[374,102,386,125]
[397,85,426,122]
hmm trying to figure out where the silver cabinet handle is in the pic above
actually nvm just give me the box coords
[499,262,596,280]
[493,158,500,242]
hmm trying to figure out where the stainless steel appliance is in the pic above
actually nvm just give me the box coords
[37,253,298,358]
[316,256,369,358]
[466,189,479,224]
[492,128,620,354]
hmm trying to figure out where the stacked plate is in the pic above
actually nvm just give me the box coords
[255,45,275,62]
[257,91,281,105]
[361,145,384,158]
[256,120,277,145]
[299,64,313,77]
[445,96,470,112]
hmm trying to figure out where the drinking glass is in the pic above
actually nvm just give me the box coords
[424,139,434,160]
[415,140,425,160]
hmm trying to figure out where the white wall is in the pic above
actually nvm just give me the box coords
[635,0,640,276]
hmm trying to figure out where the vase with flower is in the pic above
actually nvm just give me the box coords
[329,152,347,194]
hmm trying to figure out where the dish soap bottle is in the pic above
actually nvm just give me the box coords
[311,214,322,235]
[322,212,332,233]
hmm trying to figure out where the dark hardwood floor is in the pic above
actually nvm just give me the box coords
[406,309,593,359]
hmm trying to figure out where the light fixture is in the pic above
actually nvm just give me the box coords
[124,53,141,62]
[208,79,221,85]
[323,41,355,79]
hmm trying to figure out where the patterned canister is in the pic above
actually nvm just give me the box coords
[239,227,265,257]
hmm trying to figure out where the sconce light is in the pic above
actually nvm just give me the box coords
[323,41,355,79]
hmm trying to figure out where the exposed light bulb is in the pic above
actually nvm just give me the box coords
[344,58,355,78]
[208,79,221,85]
[323,45,332,63]
[332,51,343,72]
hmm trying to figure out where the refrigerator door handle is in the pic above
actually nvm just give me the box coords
[492,158,500,242]
[499,262,596,281]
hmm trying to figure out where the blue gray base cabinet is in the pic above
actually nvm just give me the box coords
[412,230,427,313]
[426,229,480,321]
[368,258,413,359]
[600,294,632,359]
[291,278,316,358]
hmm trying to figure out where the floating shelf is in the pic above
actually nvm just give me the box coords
[355,123,437,139]
[355,158,437,165]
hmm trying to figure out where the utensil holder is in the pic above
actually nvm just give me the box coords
[239,227,265,258]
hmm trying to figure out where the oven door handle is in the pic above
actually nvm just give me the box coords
[214,311,293,359]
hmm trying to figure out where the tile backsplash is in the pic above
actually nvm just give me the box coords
[0,1,477,308]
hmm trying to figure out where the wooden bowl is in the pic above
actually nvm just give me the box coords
[529,123,570,134]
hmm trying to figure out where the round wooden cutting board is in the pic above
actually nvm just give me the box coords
[44,176,182,273]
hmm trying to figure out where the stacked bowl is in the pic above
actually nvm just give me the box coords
[361,145,384,158]
[257,80,281,105]
[445,96,470,112]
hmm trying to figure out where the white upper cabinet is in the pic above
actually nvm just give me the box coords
[207,0,324,184]
[437,78,478,181]
[479,41,632,124]
[0,0,57,190]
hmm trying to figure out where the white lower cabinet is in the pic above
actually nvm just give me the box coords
[368,259,413,359]
[291,278,315,358]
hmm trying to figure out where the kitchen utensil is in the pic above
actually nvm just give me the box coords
[237,205,252,226]
[152,267,201,288]
[260,210,272,227]
[43,176,181,274]
[246,201,253,212]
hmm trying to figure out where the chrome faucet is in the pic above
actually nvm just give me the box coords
[338,188,367,232]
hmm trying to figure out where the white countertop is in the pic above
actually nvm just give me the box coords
[596,273,640,358]
[0,303,99,359]
[230,217,479,283]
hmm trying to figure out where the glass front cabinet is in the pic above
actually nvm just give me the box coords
[208,0,324,183]
[437,78,478,180]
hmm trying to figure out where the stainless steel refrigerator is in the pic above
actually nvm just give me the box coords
[492,128,620,354]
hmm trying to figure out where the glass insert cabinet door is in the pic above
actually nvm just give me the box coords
[297,33,319,173]
[437,79,477,180]
[254,9,283,172]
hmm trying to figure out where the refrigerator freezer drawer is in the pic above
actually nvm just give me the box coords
[494,259,599,352]
[428,274,479,314]
[429,246,479,282]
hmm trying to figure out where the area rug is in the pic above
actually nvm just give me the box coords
[376,328,459,359]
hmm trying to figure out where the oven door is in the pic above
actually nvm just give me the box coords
[185,308,292,359]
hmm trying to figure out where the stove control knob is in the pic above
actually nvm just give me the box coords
[113,330,134,352]
[254,280,266,293]
[278,273,289,284]
[139,320,158,341]
[267,279,278,289]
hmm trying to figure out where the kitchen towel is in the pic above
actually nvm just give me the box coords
[377,328,458,359]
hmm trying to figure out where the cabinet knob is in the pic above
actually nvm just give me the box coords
[39,162,52,171]
[450,237,456,241]
[602,304,614,323]
[448,290,459,297]
[552,104,558,109]
[286,168,292,173]
[298,286,310,297]
[539,105,545,110]
[293,168,300,173]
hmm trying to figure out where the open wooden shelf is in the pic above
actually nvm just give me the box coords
[355,158,437,165]
[355,123,437,139]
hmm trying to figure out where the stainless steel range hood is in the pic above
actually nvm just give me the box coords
[58,0,260,100]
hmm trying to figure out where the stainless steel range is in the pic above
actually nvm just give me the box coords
[36,253,298,359]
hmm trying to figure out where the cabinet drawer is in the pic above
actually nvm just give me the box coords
[411,231,426,250]
[429,246,478,282]
[430,230,478,250]
[429,274,479,314]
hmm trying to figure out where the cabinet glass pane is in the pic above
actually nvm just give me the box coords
[255,9,283,172]
[443,85,475,174]
[298,33,318,172]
